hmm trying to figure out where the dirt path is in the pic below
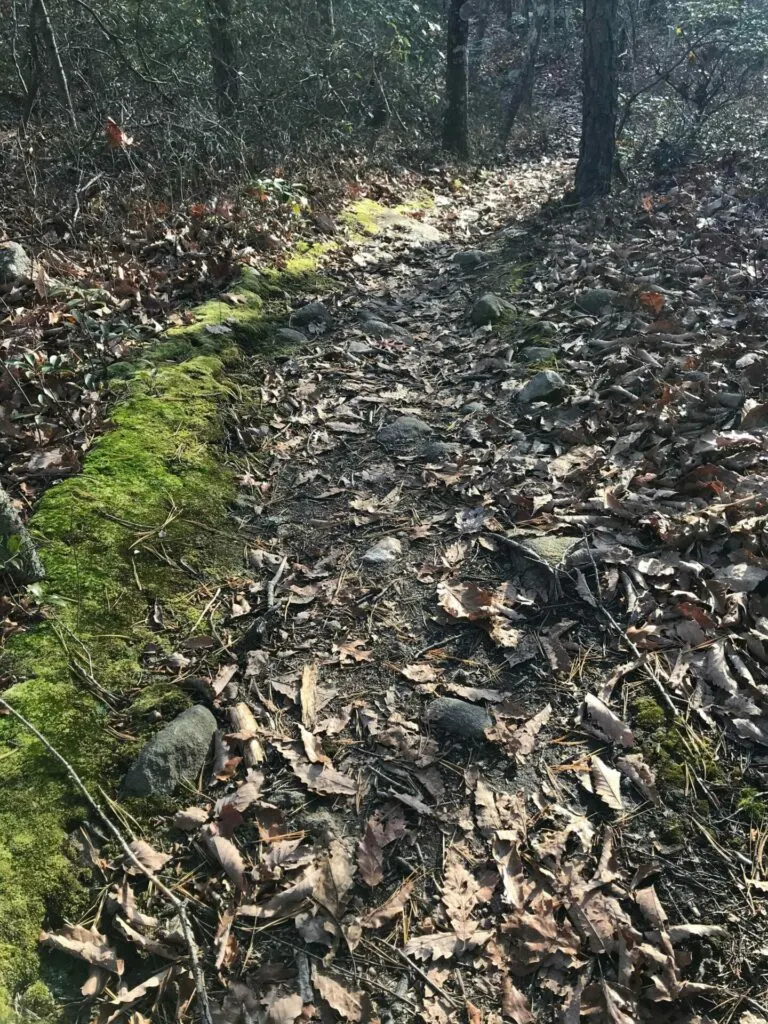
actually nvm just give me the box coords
[37,167,768,1023]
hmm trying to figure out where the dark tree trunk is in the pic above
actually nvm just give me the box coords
[574,0,618,201]
[443,0,470,158]
[204,0,239,119]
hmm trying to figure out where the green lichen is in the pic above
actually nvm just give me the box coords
[340,197,437,241]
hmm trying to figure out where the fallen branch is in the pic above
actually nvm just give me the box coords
[0,484,45,585]
[0,696,214,1024]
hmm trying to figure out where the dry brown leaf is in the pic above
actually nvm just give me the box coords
[172,806,209,831]
[239,861,320,919]
[127,839,171,874]
[501,977,535,1024]
[487,704,551,762]
[266,992,303,1024]
[312,968,365,1021]
[617,753,660,804]
[40,924,124,974]
[356,804,407,886]
[113,966,182,1005]
[203,829,248,890]
[582,693,634,748]
[590,756,623,812]
[403,929,493,961]
[275,741,357,796]
[400,663,441,683]
[442,851,480,939]
[360,878,414,928]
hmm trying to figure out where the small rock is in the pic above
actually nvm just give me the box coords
[275,327,307,345]
[121,705,217,798]
[517,370,569,404]
[360,319,411,341]
[521,346,556,363]
[470,293,509,326]
[472,357,510,375]
[425,698,491,742]
[421,441,463,462]
[454,250,485,270]
[290,300,333,327]
[575,288,619,315]
[461,402,487,415]
[0,242,32,284]
[362,536,402,565]
[347,339,374,355]
[377,415,433,451]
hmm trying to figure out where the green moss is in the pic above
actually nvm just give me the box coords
[0,255,338,1014]
[737,786,766,821]
[634,696,666,730]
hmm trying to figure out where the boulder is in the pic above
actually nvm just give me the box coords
[0,242,32,284]
[377,415,433,452]
[275,327,307,346]
[425,698,492,742]
[470,293,509,326]
[517,370,569,404]
[290,300,333,327]
[121,705,217,797]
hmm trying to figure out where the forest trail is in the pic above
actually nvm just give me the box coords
[10,164,768,1024]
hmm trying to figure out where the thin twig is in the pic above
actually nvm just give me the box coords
[0,696,214,1024]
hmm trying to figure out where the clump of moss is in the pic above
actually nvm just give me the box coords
[634,696,666,730]
[737,786,766,821]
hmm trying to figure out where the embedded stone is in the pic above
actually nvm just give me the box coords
[425,698,492,742]
[290,300,333,327]
[0,242,32,283]
[377,415,433,451]
[517,370,569,404]
[470,293,509,325]
[121,706,217,797]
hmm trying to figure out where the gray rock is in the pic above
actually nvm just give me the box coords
[575,288,619,315]
[275,327,307,345]
[517,370,569,404]
[421,441,463,462]
[454,250,485,270]
[0,483,44,584]
[0,242,32,284]
[377,415,433,451]
[362,536,402,565]
[347,339,374,355]
[425,698,492,742]
[121,705,217,797]
[521,346,556,363]
[461,402,487,415]
[470,293,510,326]
[360,319,411,341]
[290,300,333,327]
[472,357,510,375]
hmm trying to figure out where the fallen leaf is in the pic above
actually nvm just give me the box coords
[312,968,365,1021]
[360,878,415,928]
[591,756,623,813]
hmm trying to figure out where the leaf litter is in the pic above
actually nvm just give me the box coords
[30,161,768,1022]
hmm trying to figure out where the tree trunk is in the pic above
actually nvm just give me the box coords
[574,0,618,201]
[499,6,543,145]
[204,0,239,119]
[443,0,470,158]
[470,0,491,88]
[33,0,77,126]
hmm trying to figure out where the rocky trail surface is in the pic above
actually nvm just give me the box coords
[12,162,768,1024]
